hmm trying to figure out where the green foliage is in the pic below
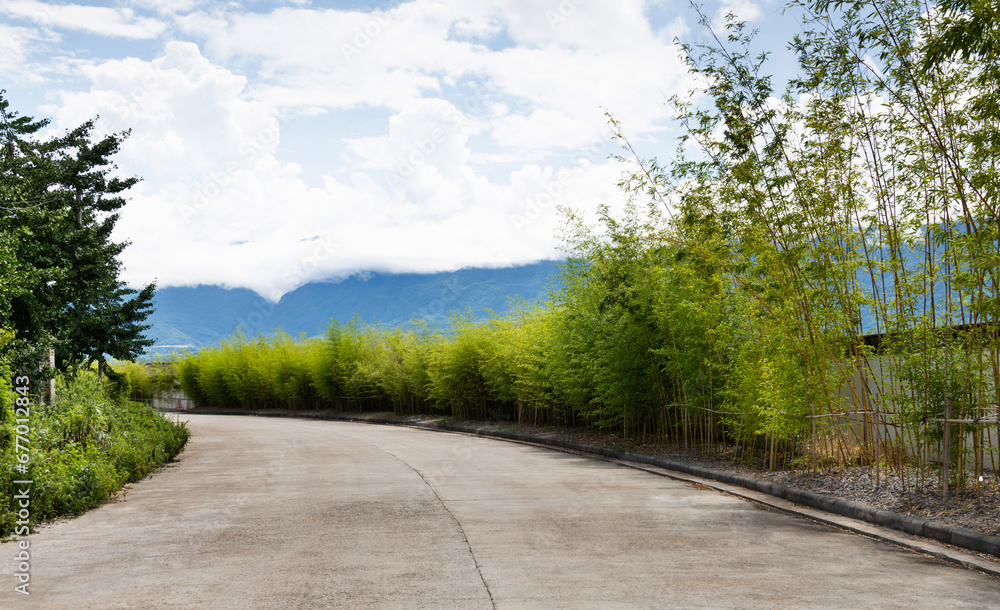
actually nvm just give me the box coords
[0,91,155,376]
[0,369,189,538]
[111,359,180,402]
[0,328,14,428]
[358,323,435,411]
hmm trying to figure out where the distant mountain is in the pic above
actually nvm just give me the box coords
[143,260,563,354]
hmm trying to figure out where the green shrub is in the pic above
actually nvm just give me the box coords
[0,370,189,538]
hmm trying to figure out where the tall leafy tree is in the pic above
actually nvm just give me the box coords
[0,91,155,373]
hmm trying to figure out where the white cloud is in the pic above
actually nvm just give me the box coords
[714,0,762,24]
[0,21,29,59]
[173,1,690,154]
[45,41,631,299]
[0,22,48,82]
[0,0,166,38]
[11,0,753,299]
[345,98,472,179]
[129,0,196,15]
[502,0,652,51]
[52,42,270,181]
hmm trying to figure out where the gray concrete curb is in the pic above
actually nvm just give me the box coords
[188,408,1000,566]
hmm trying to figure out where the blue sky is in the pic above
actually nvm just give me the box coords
[0,0,804,300]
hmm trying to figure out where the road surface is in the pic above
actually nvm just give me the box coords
[5,413,1000,608]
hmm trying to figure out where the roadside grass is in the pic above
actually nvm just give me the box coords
[0,371,190,539]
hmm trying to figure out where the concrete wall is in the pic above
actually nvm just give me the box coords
[147,390,194,412]
[834,355,999,471]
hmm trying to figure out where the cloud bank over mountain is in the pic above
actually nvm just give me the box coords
[1,0,785,299]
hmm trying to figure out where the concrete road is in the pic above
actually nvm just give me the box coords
[5,414,1000,608]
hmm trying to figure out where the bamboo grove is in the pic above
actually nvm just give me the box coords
[176,0,1000,498]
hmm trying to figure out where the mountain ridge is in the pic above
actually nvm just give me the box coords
[144,260,563,354]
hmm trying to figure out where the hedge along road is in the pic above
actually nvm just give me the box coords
[6,415,1000,608]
